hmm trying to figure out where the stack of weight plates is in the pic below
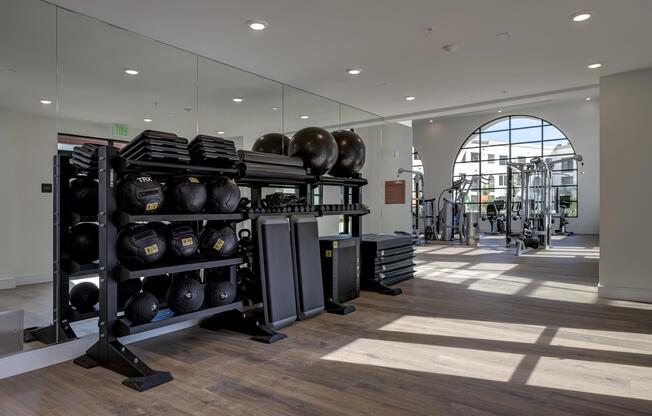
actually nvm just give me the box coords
[360,234,415,286]
[189,135,238,167]
[120,130,191,164]
[71,143,99,172]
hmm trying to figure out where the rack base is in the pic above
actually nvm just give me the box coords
[23,320,77,345]
[364,282,403,296]
[325,300,356,315]
[200,310,287,344]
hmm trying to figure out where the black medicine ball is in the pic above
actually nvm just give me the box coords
[142,275,171,303]
[124,292,159,325]
[167,278,204,314]
[206,178,241,213]
[118,278,143,309]
[70,177,98,216]
[204,280,237,307]
[165,224,198,260]
[69,222,99,264]
[117,173,164,213]
[199,224,238,258]
[252,133,291,155]
[69,282,99,312]
[329,130,367,177]
[289,127,338,176]
[117,224,167,268]
[167,176,207,213]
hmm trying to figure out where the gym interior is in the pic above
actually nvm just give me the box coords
[0,1,651,414]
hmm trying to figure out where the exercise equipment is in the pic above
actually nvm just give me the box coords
[361,234,412,294]
[166,176,207,213]
[166,277,204,314]
[121,130,191,164]
[199,223,238,258]
[116,174,164,213]
[554,194,574,236]
[252,133,291,155]
[141,275,171,304]
[70,177,98,216]
[206,178,241,213]
[236,267,261,302]
[433,174,483,245]
[397,168,429,244]
[117,278,142,309]
[69,222,99,264]
[289,216,324,320]
[117,224,167,268]
[189,135,238,167]
[70,144,99,172]
[124,292,159,325]
[482,201,506,234]
[204,280,237,307]
[329,130,366,178]
[164,224,198,260]
[288,127,338,175]
[69,282,99,312]
[319,236,359,314]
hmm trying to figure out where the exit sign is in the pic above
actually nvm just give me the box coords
[113,123,129,138]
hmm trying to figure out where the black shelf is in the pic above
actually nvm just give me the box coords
[117,211,243,226]
[319,209,370,217]
[113,156,239,176]
[115,256,243,281]
[237,176,314,188]
[312,175,368,187]
[113,301,243,337]
[246,211,319,220]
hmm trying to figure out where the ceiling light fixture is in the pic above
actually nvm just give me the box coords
[405,96,416,101]
[217,131,225,135]
[300,115,309,119]
[442,44,459,53]
[346,68,362,75]
[498,110,503,113]
[247,19,268,31]
[124,69,140,75]
[143,118,152,123]
[40,99,52,105]
[271,107,279,111]
[587,63,602,69]
[232,97,244,103]
[570,11,592,22]
[429,120,434,123]
[585,97,591,101]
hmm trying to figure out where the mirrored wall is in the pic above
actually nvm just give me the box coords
[0,0,412,358]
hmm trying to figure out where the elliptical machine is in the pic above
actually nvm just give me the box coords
[554,194,574,236]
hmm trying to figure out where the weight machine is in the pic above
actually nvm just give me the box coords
[432,174,486,246]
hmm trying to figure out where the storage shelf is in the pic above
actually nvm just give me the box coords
[113,301,243,336]
[237,176,313,188]
[311,176,368,187]
[319,209,370,217]
[115,256,243,281]
[113,156,239,176]
[117,211,243,226]
[247,211,319,220]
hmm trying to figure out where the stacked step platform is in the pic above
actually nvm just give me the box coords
[189,135,238,167]
[120,130,191,163]
[361,234,415,295]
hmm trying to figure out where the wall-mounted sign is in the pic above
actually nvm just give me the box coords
[113,123,129,138]
[385,180,405,204]
[41,183,53,193]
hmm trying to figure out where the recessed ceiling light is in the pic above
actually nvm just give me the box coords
[585,97,591,101]
[346,68,362,75]
[570,11,591,22]
[247,19,268,31]
[300,115,309,119]
[271,107,279,111]
[429,120,434,123]
[497,110,503,113]
[143,118,152,123]
[405,96,416,101]
[124,69,140,75]
[217,131,225,135]
[442,44,459,53]
[40,99,52,105]
[232,97,244,103]
[587,63,602,69]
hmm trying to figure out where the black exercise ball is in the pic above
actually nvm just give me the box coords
[252,133,291,155]
[204,280,237,307]
[167,278,204,314]
[167,176,207,213]
[117,173,164,213]
[199,224,238,258]
[329,130,366,177]
[142,275,171,303]
[69,223,99,264]
[118,278,143,309]
[206,178,241,213]
[165,224,198,260]
[70,177,98,216]
[117,224,166,268]
[69,282,99,312]
[124,292,159,325]
[289,127,338,176]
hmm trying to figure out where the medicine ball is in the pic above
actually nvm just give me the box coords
[117,224,166,268]
[167,176,207,213]
[329,130,366,177]
[288,127,338,176]
[124,292,159,325]
[118,278,143,309]
[207,178,241,213]
[69,282,99,312]
[70,177,98,216]
[69,222,99,264]
[165,224,198,260]
[117,173,164,213]
[199,224,238,258]
[167,278,204,314]
[252,133,291,155]
[204,280,236,307]
[142,275,171,303]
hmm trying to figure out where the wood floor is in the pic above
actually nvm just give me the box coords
[2,235,652,416]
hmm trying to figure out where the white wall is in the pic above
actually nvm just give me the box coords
[413,99,600,234]
[599,68,652,303]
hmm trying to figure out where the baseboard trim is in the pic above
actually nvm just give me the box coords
[0,277,16,290]
[598,284,652,303]
[15,273,51,286]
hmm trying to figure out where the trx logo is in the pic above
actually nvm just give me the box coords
[181,237,194,247]
[144,244,159,256]
[188,177,200,184]
[145,202,159,211]
[213,239,225,251]
[137,176,153,183]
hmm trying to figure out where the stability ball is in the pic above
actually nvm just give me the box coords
[288,127,338,176]
[252,133,291,155]
[329,130,366,177]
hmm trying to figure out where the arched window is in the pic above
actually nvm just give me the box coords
[453,115,579,217]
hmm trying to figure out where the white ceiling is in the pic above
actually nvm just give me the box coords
[46,0,652,118]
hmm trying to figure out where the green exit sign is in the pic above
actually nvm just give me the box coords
[113,123,129,138]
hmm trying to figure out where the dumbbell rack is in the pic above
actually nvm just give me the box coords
[23,154,100,345]
[74,146,245,391]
